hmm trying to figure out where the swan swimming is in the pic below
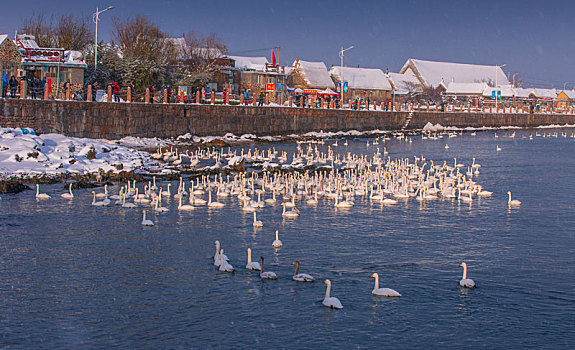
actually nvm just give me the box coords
[91,191,108,206]
[35,184,51,199]
[459,262,476,288]
[272,230,283,248]
[259,257,277,280]
[252,212,263,227]
[218,249,234,272]
[214,241,229,266]
[507,191,521,206]
[370,273,401,297]
[292,261,315,282]
[322,280,343,309]
[60,184,74,199]
[245,248,261,270]
[141,210,154,226]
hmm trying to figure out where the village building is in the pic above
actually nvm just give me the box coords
[227,55,286,94]
[15,34,86,98]
[555,90,575,110]
[329,66,392,103]
[0,34,21,78]
[400,58,509,89]
[287,58,334,92]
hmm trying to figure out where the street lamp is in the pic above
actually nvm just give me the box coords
[93,6,114,70]
[495,63,506,110]
[339,46,353,108]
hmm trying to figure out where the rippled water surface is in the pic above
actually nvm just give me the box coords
[1,129,574,348]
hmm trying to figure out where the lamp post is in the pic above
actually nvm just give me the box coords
[339,46,353,108]
[495,63,506,110]
[93,6,114,70]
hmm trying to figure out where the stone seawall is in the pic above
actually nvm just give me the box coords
[1,99,574,139]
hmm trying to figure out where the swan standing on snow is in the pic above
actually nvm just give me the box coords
[218,249,234,272]
[60,184,74,199]
[272,230,283,248]
[245,248,261,270]
[459,262,476,288]
[322,280,343,309]
[507,191,522,206]
[259,257,278,279]
[35,184,51,199]
[141,210,154,226]
[370,273,401,297]
[292,261,314,282]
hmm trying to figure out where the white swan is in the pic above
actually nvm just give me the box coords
[154,193,169,212]
[245,248,261,270]
[370,273,401,297]
[60,184,74,199]
[459,262,476,288]
[496,145,502,152]
[272,230,283,248]
[253,212,263,227]
[218,249,234,272]
[282,203,300,218]
[122,193,137,208]
[214,241,229,266]
[95,184,108,199]
[322,280,343,309]
[35,184,51,199]
[178,195,195,211]
[507,191,521,206]
[207,190,225,208]
[91,191,108,206]
[259,256,278,279]
[292,261,315,282]
[141,210,154,226]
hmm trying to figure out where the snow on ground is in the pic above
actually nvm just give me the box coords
[0,127,155,179]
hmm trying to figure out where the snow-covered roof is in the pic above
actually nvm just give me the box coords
[513,88,532,98]
[386,72,422,94]
[401,58,509,88]
[447,82,488,95]
[228,55,268,71]
[292,59,334,89]
[532,88,557,99]
[15,34,40,49]
[330,66,391,90]
[558,90,575,99]
[0,35,8,46]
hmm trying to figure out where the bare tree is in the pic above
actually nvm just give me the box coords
[56,14,93,51]
[21,12,57,47]
[183,31,228,75]
[112,15,173,64]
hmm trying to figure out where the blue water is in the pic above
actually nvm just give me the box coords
[1,129,574,349]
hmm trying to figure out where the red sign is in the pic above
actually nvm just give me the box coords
[266,83,276,91]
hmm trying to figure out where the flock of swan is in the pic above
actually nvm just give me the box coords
[212,239,475,310]
[29,132,532,310]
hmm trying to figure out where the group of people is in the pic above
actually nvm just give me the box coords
[1,74,24,98]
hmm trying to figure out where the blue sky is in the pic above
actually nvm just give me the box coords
[2,0,574,88]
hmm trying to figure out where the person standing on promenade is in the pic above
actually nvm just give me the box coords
[9,76,18,97]
[40,77,46,99]
[113,81,120,102]
[149,84,155,103]
[258,90,265,106]
[244,89,249,105]
[223,87,227,104]
[1,73,7,98]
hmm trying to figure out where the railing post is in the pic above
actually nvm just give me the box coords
[196,91,200,104]
[240,94,244,105]
[46,83,53,100]
[87,85,92,102]
[211,90,215,104]
[145,88,150,103]
[289,96,293,107]
[127,86,132,103]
